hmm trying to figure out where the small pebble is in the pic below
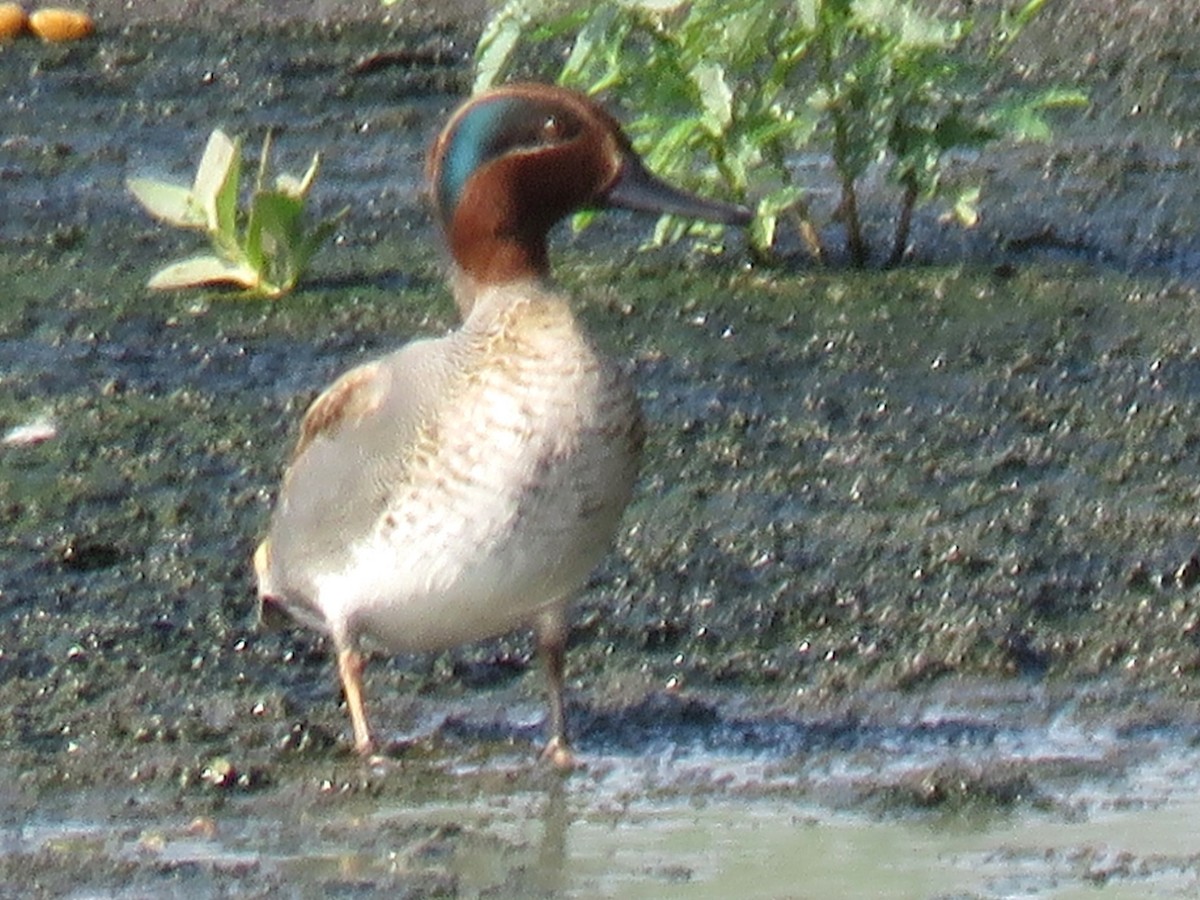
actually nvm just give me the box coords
[2,415,57,446]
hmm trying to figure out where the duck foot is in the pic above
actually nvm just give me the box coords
[540,735,580,772]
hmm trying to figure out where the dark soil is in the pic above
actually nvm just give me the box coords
[3,2,1200,896]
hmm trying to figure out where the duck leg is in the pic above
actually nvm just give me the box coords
[535,606,577,771]
[336,644,376,757]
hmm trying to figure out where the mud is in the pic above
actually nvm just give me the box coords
[3,1,1200,897]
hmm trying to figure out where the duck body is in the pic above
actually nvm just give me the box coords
[255,83,750,764]
[261,278,642,654]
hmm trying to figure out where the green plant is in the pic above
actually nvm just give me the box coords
[476,0,1086,267]
[127,129,342,298]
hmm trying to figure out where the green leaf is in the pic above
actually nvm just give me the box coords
[295,213,344,274]
[476,0,565,91]
[757,184,807,217]
[569,209,600,232]
[796,0,818,30]
[1040,87,1090,108]
[692,61,733,136]
[988,88,1087,143]
[619,0,689,12]
[130,125,331,299]
[562,4,614,84]
[750,208,777,252]
[255,192,305,247]
[468,0,1073,262]
[931,111,995,152]
[647,214,693,249]
[851,0,956,49]
[992,0,1049,56]
[242,197,265,274]
[1012,0,1050,27]
[276,153,322,199]
[146,255,259,291]
[950,185,981,228]
[475,19,519,91]
[640,116,705,180]
[254,129,273,195]
[745,106,819,153]
[126,178,205,229]
[245,191,301,287]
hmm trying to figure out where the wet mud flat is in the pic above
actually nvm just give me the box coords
[3,1,1200,896]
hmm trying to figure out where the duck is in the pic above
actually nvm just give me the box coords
[253,82,751,768]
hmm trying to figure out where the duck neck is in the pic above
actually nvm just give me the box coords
[449,264,551,321]
[447,221,551,297]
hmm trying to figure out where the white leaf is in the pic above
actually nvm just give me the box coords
[147,255,259,291]
[693,61,733,134]
[127,178,204,228]
[193,130,239,233]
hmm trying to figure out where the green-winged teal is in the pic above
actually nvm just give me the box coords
[255,83,750,767]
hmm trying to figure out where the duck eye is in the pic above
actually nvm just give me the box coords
[541,115,561,140]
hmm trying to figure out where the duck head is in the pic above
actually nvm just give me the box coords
[428,83,752,290]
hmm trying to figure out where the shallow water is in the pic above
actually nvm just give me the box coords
[6,716,1200,898]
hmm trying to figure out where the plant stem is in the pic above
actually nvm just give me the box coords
[887,174,919,268]
[788,204,825,264]
[818,3,868,268]
[840,171,867,267]
[830,112,868,266]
